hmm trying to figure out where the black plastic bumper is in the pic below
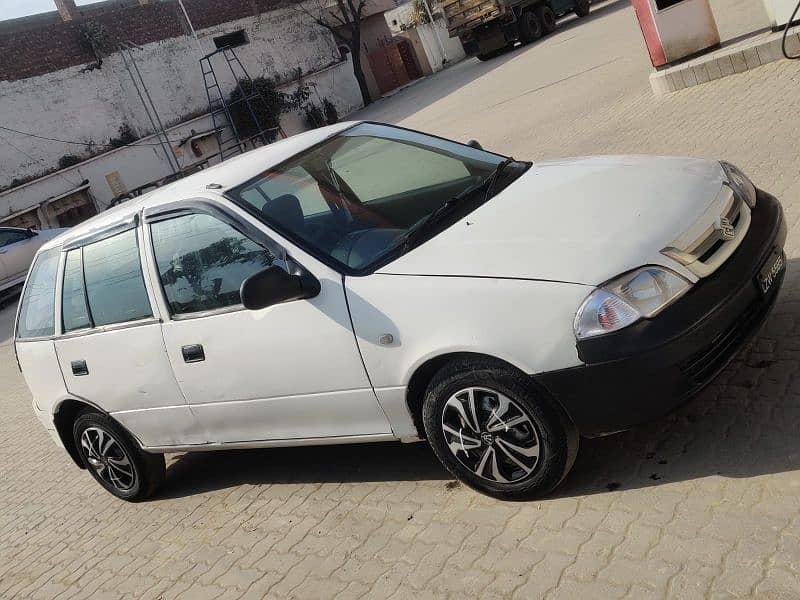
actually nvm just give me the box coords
[537,190,787,436]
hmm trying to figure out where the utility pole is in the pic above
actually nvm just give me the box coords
[176,0,204,54]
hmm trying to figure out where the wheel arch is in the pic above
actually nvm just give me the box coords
[53,397,141,469]
[405,352,538,439]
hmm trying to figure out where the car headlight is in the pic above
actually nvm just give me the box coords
[721,161,757,209]
[574,266,691,340]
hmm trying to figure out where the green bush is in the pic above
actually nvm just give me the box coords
[227,77,289,143]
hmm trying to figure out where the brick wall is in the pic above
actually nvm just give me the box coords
[0,0,294,82]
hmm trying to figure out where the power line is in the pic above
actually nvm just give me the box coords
[0,124,186,148]
[0,131,119,209]
[0,130,83,189]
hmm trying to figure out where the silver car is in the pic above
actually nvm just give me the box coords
[0,227,66,294]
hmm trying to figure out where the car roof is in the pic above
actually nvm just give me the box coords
[40,121,359,252]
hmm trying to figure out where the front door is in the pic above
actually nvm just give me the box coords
[143,206,391,445]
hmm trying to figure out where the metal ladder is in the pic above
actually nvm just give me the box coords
[200,46,279,162]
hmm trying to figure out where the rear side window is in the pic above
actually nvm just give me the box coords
[82,230,152,326]
[150,213,276,315]
[16,248,60,339]
[61,249,91,332]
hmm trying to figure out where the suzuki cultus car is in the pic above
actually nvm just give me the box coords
[15,122,785,500]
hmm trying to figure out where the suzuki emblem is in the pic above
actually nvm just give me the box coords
[715,216,735,241]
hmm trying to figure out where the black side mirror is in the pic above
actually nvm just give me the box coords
[240,266,320,311]
[26,227,37,238]
[466,139,483,150]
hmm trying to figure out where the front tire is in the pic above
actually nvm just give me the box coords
[73,410,165,501]
[422,359,578,500]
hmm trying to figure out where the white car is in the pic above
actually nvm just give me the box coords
[15,122,785,501]
[1,226,65,295]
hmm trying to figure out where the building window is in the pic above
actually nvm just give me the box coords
[48,188,97,228]
[213,30,249,50]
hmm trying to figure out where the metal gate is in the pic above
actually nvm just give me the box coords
[367,38,422,96]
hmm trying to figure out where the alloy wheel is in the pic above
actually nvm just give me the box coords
[441,387,540,483]
[80,427,136,492]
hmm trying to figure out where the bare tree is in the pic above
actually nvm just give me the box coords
[296,0,372,106]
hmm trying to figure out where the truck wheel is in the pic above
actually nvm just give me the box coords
[422,358,579,501]
[537,5,557,33]
[477,52,493,61]
[575,0,590,17]
[519,10,543,44]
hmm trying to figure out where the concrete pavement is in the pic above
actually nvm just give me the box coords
[2,1,800,598]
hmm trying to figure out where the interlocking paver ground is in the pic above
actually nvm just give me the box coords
[2,1,800,597]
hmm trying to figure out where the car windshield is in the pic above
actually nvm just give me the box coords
[227,123,522,273]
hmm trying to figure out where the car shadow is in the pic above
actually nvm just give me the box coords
[160,440,450,499]
[160,258,800,501]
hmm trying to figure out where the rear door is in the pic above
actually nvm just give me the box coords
[52,222,201,448]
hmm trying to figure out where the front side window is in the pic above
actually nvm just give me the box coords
[82,229,152,326]
[228,123,520,272]
[17,248,60,339]
[150,213,276,315]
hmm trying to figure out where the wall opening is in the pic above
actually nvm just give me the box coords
[213,30,249,49]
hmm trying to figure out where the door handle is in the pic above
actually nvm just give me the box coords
[71,360,89,376]
[181,344,205,363]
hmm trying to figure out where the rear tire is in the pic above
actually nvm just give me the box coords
[422,358,579,501]
[518,10,543,44]
[575,0,590,17]
[537,5,557,33]
[73,410,165,501]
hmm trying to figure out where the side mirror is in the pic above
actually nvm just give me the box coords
[26,227,37,238]
[240,266,320,311]
[466,139,483,150]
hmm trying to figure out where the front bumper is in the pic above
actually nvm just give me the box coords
[537,189,787,436]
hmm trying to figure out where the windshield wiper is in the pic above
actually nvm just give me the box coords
[479,156,516,203]
[397,157,516,255]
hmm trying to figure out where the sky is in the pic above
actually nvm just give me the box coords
[0,0,106,21]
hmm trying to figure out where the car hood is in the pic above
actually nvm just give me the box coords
[378,155,728,285]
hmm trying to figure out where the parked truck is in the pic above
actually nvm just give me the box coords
[442,0,590,60]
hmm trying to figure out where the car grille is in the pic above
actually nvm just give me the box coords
[662,187,750,279]
[691,195,743,264]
